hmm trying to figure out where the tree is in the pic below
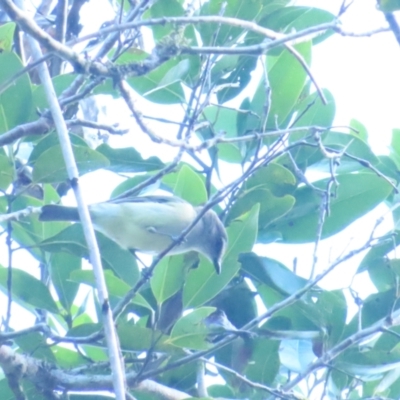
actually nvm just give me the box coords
[0,0,400,399]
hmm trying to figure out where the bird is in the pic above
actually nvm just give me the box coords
[39,195,228,274]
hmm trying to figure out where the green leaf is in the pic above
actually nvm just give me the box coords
[117,322,172,352]
[199,0,263,46]
[280,339,315,373]
[69,387,114,397]
[32,145,109,183]
[39,224,139,286]
[211,283,257,328]
[67,322,101,337]
[390,128,400,168]
[168,307,216,350]
[216,143,243,163]
[215,56,258,103]
[151,255,186,304]
[148,0,184,40]
[288,130,380,176]
[357,232,400,273]
[240,252,308,296]
[128,58,185,104]
[0,266,59,314]
[350,118,369,142]
[0,51,33,133]
[391,128,400,155]
[377,155,400,182]
[237,97,260,136]
[313,290,347,348]
[336,348,400,376]
[28,132,87,164]
[246,339,280,385]
[270,173,393,243]
[0,379,14,400]
[379,0,400,12]
[110,174,156,198]
[96,143,164,173]
[53,346,87,368]
[344,289,397,338]
[0,22,16,51]
[15,331,56,362]
[262,6,335,45]
[172,164,207,205]
[0,149,13,190]
[247,163,297,196]
[203,106,238,138]
[228,188,295,230]
[159,58,191,87]
[291,89,336,128]
[31,74,77,117]
[227,163,296,229]
[70,269,151,309]
[50,252,81,312]
[183,204,259,308]
[6,195,48,261]
[251,42,311,129]
[208,385,235,399]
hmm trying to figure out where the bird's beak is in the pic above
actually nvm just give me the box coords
[213,259,222,275]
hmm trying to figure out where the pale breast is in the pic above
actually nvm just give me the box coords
[88,201,197,254]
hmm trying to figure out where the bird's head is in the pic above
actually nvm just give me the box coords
[198,209,228,274]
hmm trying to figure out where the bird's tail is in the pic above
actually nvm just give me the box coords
[39,205,80,221]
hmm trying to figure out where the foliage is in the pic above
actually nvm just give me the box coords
[0,0,399,399]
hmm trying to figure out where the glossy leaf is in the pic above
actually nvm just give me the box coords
[291,89,336,128]
[379,0,400,12]
[148,0,184,40]
[0,266,59,314]
[32,145,109,183]
[227,163,296,228]
[0,149,13,190]
[28,132,87,164]
[50,252,81,312]
[39,224,139,286]
[246,339,280,385]
[128,58,185,104]
[0,23,15,52]
[262,6,335,44]
[199,0,263,46]
[270,173,393,243]
[70,269,151,309]
[251,42,311,129]
[15,332,56,362]
[240,252,308,296]
[203,106,238,138]
[168,307,215,350]
[117,322,172,352]
[216,143,243,163]
[280,339,315,373]
[97,143,164,173]
[172,164,207,205]
[151,255,186,304]
[0,51,32,133]
[31,74,77,116]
